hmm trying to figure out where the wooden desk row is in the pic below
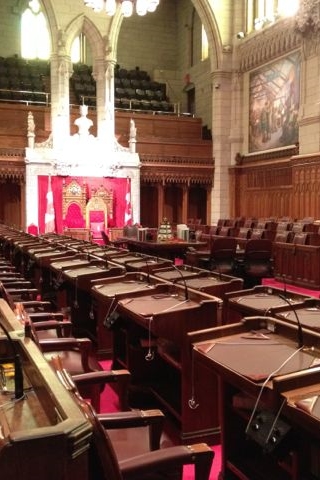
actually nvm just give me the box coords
[0,299,91,480]
[4,228,320,479]
[0,230,247,444]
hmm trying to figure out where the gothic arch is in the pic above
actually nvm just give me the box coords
[39,0,59,55]
[103,0,223,74]
[62,14,105,61]
[190,0,223,71]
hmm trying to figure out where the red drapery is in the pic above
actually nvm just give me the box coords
[37,176,128,234]
[124,177,132,226]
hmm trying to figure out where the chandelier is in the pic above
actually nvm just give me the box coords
[84,0,160,17]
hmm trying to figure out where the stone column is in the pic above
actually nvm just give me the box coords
[50,49,72,150]
[93,57,116,147]
[211,70,233,224]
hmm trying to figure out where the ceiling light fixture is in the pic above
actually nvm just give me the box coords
[84,0,160,17]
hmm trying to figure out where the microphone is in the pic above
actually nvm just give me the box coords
[172,264,189,301]
[144,255,151,285]
[0,320,24,399]
[278,293,304,349]
[215,264,223,281]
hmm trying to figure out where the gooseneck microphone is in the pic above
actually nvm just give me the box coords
[172,264,189,301]
[278,293,304,349]
[144,255,151,285]
[0,320,24,399]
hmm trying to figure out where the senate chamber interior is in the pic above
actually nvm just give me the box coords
[1,1,320,479]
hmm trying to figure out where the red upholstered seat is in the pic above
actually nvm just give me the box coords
[64,202,85,228]
[62,179,87,230]
[89,211,105,244]
[27,223,39,235]
[86,186,113,244]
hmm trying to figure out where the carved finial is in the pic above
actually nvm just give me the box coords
[27,111,35,148]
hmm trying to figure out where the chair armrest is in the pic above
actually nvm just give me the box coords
[73,369,131,411]
[31,319,73,337]
[1,281,33,288]
[21,301,55,311]
[98,408,164,428]
[120,443,214,480]
[99,409,164,451]
[7,288,38,296]
[39,336,92,350]
[28,312,64,321]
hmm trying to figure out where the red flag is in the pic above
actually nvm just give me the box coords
[124,177,132,226]
[45,175,55,233]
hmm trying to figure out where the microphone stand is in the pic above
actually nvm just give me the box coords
[278,293,304,349]
[172,264,189,301]
[143,255,151,285]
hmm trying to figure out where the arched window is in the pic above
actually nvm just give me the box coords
[201,25,209,61]
[247,0,299,32]
[21,0,50,59]
[71,34,89,64]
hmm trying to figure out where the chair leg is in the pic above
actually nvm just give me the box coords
[193,444,215,480]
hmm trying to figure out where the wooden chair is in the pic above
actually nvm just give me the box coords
[28,317,130,413]
[52,357,215,480]
[200,236,237,274]
[274,231,295,243]
[62,179,87,229]
[236,238,273,288]
[86,186,113,243]
[0,280,130,413]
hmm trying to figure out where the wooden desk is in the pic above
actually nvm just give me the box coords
[107,252,147,267]
[272,298,320,332]
[173,271,244,324]
[0,299,91,480]
[49,257,94,309]
[27,248,76,291]
[11,239,50,275]
[224,285,311,324]
[190,317,320,480]
[54,263,124,341]
[118,257,172,274]
[113,283,221,444]
[118,238,207,260]
[91,272,169,359]
[152,264,206,282]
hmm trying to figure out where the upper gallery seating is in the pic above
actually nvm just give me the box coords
[70,62,175,114]
[0,56,49,104]
[0,55,176,113]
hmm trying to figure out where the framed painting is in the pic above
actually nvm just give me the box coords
[249,51,300,153]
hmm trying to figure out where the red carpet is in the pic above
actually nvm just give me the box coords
[262,277,320,298]
[99,363,221,479]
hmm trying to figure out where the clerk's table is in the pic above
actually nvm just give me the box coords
[118,238,208,260]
